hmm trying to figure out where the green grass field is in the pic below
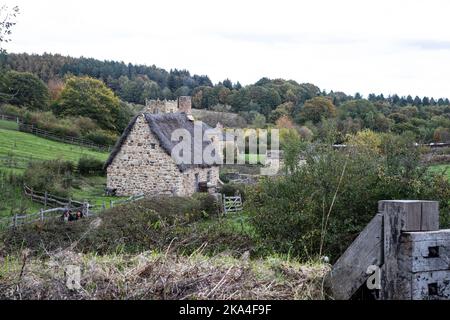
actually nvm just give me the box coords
[72,175,127,207]
[0,123,108,172]
[0,119,116,216]
[429,164,450,181]
[237,153,266,165]
[0,119,19,131]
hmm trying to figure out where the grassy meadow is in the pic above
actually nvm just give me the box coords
[0,119,116,216]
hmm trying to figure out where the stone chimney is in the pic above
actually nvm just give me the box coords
[178,96,192,114]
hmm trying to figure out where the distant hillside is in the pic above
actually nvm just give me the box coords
[3,52,450,143]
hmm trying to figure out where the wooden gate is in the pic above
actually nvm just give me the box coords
[329,200,450,300]
[223,195,243,214]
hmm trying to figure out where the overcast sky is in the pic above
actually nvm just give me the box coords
[3,0,450,98]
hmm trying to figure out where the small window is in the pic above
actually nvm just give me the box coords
[150,143,156,149]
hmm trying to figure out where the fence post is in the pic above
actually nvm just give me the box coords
[13,214,17,227]
[86,202,90,217]
[44,191,48,208]
[102,201,106,210]
[68,197,72,209]
[110,200,114,208]
[40,208,44,222]
[82,201,88,217]
[379,200,440,300]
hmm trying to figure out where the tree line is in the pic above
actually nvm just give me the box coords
[1,52,449,143]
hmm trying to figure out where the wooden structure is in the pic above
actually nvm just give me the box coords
[329,200,450,300]
[0,190,144,230]
[223,195,243,214]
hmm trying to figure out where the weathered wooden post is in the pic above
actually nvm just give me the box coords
[110,200,114,208]
[13,214,17,228]
[44,191,48,208]
[40,208,44,222]
[329,199,448,300]
[82,201,88,217]
[379,200,439,300]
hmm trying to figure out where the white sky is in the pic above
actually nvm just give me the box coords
[3,0,450,98]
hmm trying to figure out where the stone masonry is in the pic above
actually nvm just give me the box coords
[106,115,219,197]
[144,96,192,114]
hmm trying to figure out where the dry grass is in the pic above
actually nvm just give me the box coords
[0,246,329,300]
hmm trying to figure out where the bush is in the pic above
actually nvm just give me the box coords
[193,193,221,217]
[20,109,118,146]
[23,159,75,197]
[1,196,222,255]
[219,183,247,201]
[247,134,450,262]
[0,104,23,116]
[84,129,118,146]
[78,157,105,176]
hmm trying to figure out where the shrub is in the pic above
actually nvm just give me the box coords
[78,157,105,176]
[84,129,118,146]
[193,193,221,217]
[1,196,222,255]
[0,103,22,116]
[219,183,247,201]
[23,159,75,197]
[247,134,450,262]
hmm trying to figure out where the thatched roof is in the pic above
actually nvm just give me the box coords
[105,113,220,172]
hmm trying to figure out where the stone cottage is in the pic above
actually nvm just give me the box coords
[105,97,222,197]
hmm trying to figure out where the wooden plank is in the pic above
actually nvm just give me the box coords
[401,229,450,242]
[421,201,439,231]
[381,200,441,299]
[382,201,422,300]
[329,213,383,300]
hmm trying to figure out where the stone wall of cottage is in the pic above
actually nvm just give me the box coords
[180,166,220,196]
[107,115,183,196]
[107,114,220,197]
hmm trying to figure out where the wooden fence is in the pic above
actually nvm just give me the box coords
[0,207,68,229]
[23,185,85,209]
[0,188,145,230]
[18,123,111,152]
[0,113,111,151]
[0,114,21,123]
